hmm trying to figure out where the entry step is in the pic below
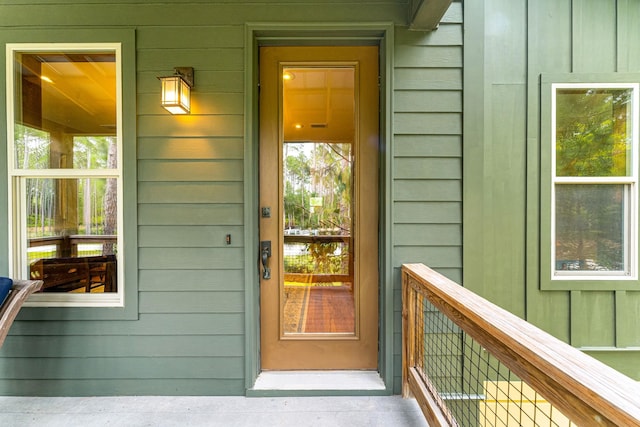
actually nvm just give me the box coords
[253,371,386,391]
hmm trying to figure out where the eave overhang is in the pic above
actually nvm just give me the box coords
[408,0,453,31]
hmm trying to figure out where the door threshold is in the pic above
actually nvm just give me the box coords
[251,370,387,392]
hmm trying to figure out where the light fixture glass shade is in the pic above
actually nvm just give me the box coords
[160,75,191,114]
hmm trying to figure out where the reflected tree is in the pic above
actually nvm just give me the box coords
[555,88,631,271]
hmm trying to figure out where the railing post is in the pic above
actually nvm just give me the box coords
[60,235,72,258]
[402,268,415,398]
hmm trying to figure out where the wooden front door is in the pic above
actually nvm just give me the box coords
[259,46,379,370]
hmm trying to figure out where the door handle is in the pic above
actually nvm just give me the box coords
[260,241,272,280]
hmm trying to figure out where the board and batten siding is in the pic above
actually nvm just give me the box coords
[392,2,463,393]
[0,0,466,396]
[465,0,640,380]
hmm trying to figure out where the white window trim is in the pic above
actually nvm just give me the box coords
[5,43,124,307]
[550,82,639,282]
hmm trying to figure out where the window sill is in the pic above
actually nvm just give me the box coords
[541,278,640,291]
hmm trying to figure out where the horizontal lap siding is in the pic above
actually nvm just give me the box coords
[9,313,245,335]
[2,336,244,358]
[109,8,243,394]
[0,379,243,396]
[0,0,406,396]
[0,4,406,26]
[138,15,258,394]
[132,9,246,397]
[392,1,463,393]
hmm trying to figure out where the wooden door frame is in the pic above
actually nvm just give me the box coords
[243,23,395,394]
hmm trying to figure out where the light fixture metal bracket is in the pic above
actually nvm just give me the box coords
[174,67,194,87]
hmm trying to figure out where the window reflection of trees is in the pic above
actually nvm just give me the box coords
[17,126,117,240]
[283,142,353,276]
[556,88,631,178]
[555,88,632,273]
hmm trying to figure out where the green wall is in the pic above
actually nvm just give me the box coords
[391,10,463,392]
[0,1,464,395]
[464,0,640,379]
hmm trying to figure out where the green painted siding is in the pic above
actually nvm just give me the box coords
[392,2,464,393]
[465,0,640,377]
[0,0,464,396]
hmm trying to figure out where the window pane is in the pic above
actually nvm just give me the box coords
[556,88,633,177]
[13,51,117,170]
[555,184,626,273]
[27,177,118,293]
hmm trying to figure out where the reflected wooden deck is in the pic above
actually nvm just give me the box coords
[284,286,354,334]
[304,287,355,333]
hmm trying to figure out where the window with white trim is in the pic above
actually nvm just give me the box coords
[551,83,638,282]
[7,44,123,306]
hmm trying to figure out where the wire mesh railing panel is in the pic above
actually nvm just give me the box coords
[27,245,58,265]
[403,264,640,427]
[284,240,350,276]
[415,294,578,427]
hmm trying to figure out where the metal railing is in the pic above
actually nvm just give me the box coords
[402,263,640,426]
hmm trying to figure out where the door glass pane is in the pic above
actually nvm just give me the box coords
[555,184,627,274]
[281,67,356,335]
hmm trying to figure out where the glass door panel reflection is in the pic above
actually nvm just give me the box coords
[281,67,356,335]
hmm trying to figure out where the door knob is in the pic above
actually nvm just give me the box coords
[260,241,271,280]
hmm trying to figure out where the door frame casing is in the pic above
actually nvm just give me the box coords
[243,23,395,394]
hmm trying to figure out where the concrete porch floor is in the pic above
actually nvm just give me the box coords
[0,395,429,427]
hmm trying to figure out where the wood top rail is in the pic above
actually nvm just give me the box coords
[28,235,117,258]
[283,235,350,244]
[28,235,117,247]
[402,263,640,427]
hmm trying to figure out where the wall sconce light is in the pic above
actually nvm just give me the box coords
[158,67,194,114]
